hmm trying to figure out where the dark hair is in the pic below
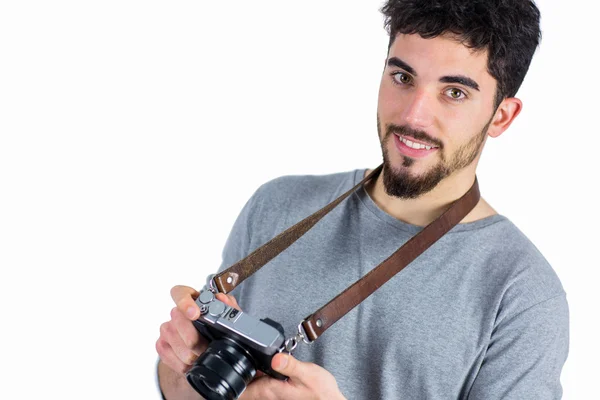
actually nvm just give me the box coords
[380,0,541,107]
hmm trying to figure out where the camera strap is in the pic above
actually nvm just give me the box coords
[212,164,480,343]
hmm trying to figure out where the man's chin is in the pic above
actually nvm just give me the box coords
[382,161,446,199]
[384,160,427,180]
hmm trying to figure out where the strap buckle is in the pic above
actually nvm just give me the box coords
[282,321,314,354]
[206,274,219,294]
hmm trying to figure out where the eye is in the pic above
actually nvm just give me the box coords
[391,72,413,85]
[445,88,467,101]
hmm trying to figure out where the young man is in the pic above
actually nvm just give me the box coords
[156,1,569,399]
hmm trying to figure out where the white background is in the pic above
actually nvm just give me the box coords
[1,1,598,398]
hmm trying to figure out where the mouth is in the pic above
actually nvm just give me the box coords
[393,133,440,159]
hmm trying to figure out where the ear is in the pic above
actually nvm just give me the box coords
[487,97,522,138]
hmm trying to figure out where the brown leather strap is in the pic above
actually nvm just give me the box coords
[214,164,480,342]
[214,165,384,293]
[301,175,480,341]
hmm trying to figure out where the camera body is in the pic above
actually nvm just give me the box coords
[185,286,288,400]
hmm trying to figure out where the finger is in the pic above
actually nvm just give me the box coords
[171,285,200,320]
[160,320,200,367]
[171,307,208,354]
[156,337,189,375]
[215,293,241,310]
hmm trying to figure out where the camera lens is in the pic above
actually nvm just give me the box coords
[186,338,257,400]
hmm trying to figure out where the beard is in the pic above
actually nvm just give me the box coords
[377,115,491,199]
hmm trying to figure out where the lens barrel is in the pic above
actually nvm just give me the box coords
[186,338,257,400]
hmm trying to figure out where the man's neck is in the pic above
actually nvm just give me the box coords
[363,167,497,227]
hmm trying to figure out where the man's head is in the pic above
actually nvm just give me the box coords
[377,0,541,199]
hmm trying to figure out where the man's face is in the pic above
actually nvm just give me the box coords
[377,33,499,199]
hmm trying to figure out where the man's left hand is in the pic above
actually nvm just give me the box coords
[240,353,346,400]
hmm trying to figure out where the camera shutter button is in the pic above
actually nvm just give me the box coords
[208,302,226,317]
[198,291,214,304]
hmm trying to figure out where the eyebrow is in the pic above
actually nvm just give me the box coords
[440,76,480,91]
[387,56,481,92]
[387,57,416,76]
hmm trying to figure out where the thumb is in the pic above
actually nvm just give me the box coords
[271,353,305,379]
[271,354,340,396]
[171,285,200,320]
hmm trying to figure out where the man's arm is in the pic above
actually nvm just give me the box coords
[156,187,262,398]
[467,293,569,399]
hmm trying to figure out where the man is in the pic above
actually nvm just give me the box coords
[156,0,569,398]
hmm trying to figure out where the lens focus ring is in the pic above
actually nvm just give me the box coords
[186,339,257,400]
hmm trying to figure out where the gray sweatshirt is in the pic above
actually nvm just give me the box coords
[215,168,569,400]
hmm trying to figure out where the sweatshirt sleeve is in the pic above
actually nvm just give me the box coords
[467,293,570,399]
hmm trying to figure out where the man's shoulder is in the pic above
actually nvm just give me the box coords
[477,217,567,306]
[252,168,363,208]
[236,168,364,246]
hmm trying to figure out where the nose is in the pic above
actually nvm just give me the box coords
[401,89,434,129]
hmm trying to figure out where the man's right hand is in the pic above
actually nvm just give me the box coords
[156,285,241,397]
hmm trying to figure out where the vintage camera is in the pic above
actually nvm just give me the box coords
[185,285,288,400]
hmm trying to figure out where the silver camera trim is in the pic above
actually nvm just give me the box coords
[194,286,286,355]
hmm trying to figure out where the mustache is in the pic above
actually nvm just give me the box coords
[386,124,443,149]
